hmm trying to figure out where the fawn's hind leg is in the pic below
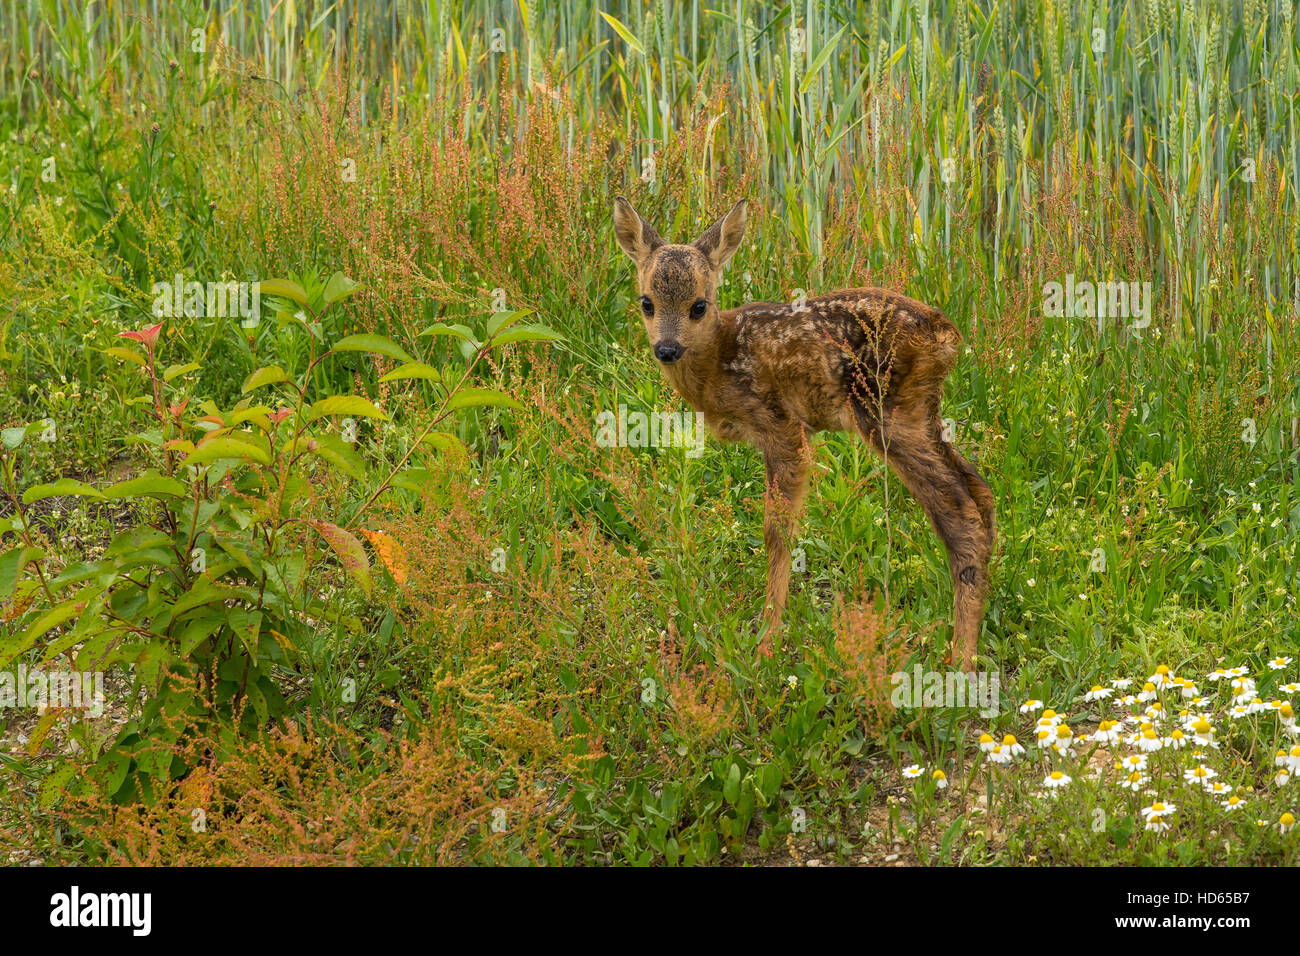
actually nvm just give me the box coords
[857,408,992,669]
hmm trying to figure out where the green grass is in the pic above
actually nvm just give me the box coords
[0,0,1298,865]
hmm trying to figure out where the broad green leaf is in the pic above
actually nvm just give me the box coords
[37,763,78,809]
[486,308,533,338]
[163,362,201,383]
[445,388,524,412]
[184,435,273,466]
[307,520,372,597]
[102,346,145,366]
[0,546,44,600]
[392,468,432,492]
[303,433,365,479]
[169,578,259,620]
[379,362,441,383]
[420,431,470,459]
[331,333,414,364]
[322,272,360,305]
[242,365,292,393]
[258,278,310,306]
[418,323,479,348]
[225,405,273,427]
[22,478,105,504]
[0,588,100,666]
[85,748,131,800]
[227,608,263,657]
[490,324,564,346]
[306,395,390,422]
[104,475,186,499]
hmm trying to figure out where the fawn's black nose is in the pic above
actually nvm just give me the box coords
[653,341,684,364]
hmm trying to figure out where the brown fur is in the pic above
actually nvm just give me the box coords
[613,196,995,668]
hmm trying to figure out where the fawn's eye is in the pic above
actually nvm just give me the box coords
[690,299,708,319]
[640,296,654,316]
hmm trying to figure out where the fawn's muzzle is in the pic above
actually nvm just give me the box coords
[653,341,684,364]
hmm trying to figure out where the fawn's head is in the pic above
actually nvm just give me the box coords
[612,196,747,365]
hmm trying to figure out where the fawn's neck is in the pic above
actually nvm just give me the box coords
[661,311,742,417]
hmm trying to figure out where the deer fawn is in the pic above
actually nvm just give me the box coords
[612,196,995,668]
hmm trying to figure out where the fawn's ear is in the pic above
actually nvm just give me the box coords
[692,199,747,271]
[613,195,664,266]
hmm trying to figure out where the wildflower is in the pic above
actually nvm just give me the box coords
[1138,682,1158,702]
[1120,754,1149,773]
[979,733,996,753]
[986,744,1012,766]
[1274,771,1290,787]
[1120,770,1149,791]
[902,764,924,780]
[1111,678,1133,691]
[1281,813,1296,834]
[932,769,948,790]
[1164,728,1188,750]
[1290,746,1300,774]
[1091,720,1121,746]
[1137,727,1163,752]
[1149,665,1172,689]
[1223,796,1244,811]
[1142,801,1175,832]
[1281,703,1296,728]
[1269,657,1293,671]
[1206,668,1229,682]
[1225,666,1250,678]
[1044,771,1071,789]
[1231,678,1257,705]
[1002,734,1025,757]
[786,675,798,689]
[1280,683,1300,696]
[1019,699,1044,715]
[1085,685,1113,702]
[1184,765,1218,786]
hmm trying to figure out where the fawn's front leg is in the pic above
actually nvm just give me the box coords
[758,435,811,656]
